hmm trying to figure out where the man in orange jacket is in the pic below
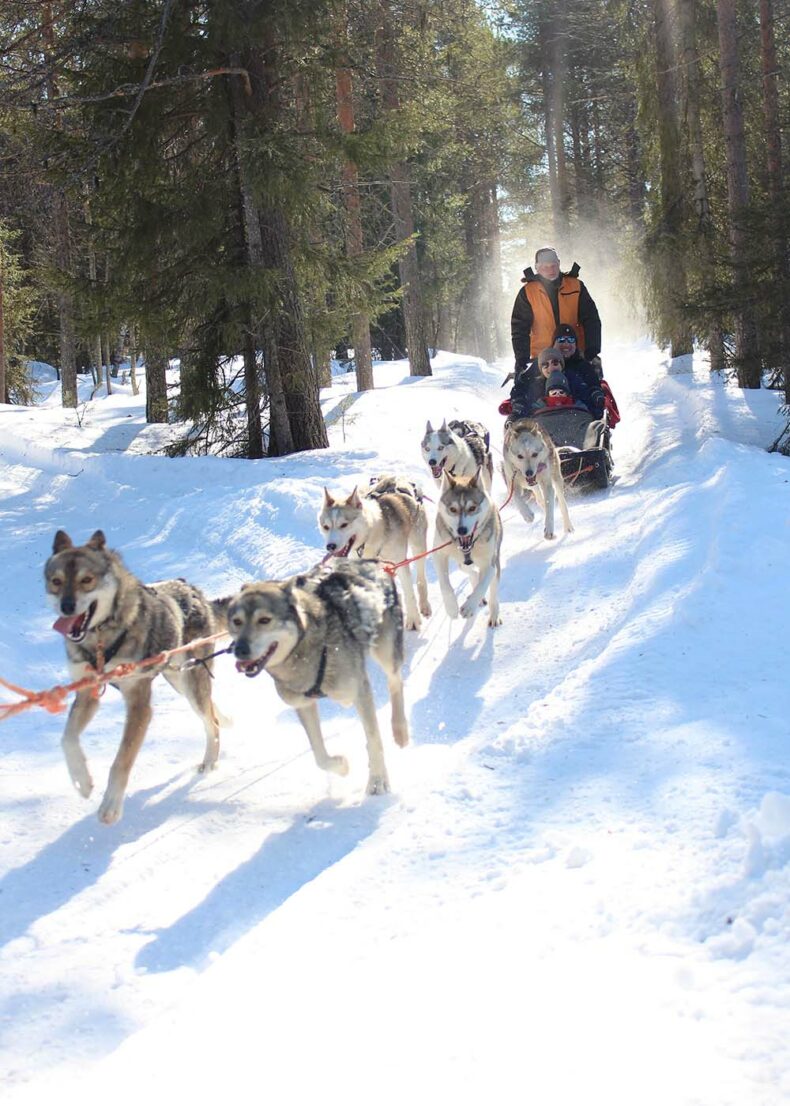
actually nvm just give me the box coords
[510,246,601,374]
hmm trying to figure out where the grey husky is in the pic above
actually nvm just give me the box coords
[318,474,431,630]
[434,468,503,627]
[227,559,407,796]
[421,419,494,490]
[44,530,227,825]
[502,417,573,540]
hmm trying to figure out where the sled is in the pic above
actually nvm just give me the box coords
[531,405,613,491]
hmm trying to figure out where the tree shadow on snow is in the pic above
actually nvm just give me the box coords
[134,796,387,974]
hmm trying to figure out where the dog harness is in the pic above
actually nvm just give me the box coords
[77,628,128,674]
[304,645,328,699]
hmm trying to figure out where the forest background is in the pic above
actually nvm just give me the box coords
[0,0,787,457]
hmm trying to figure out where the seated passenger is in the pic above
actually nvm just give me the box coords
[510,346,592,419]
[551,324,605,419]
[533,368,591,414]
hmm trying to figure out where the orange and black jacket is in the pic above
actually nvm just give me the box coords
[511,262,602,370]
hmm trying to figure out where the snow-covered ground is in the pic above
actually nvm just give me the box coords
[1,344,789,1105]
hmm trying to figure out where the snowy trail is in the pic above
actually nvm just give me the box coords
[2,346,790,1104]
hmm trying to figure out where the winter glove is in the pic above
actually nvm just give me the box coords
[590,355,603,380]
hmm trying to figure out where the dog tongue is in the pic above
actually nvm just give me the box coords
[53,614,80,636]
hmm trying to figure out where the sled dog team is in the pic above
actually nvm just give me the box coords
[44,416,573,825]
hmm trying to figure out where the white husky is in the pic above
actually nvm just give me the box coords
[318,476,432,631]
[502,417,573,540]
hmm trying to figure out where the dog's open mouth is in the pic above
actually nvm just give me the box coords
[53,601,97,643]
[235,641,277,678]
[327,537,355,559]
[524,475,538,487]
[456,533,475,553]
[429,459,446,479]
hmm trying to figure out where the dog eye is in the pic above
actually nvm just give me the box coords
[516,453,524,460]
[257,616,271,626]
[231,616,243,628]
[449,505,458,514]
[532,452,539,459]
[322,524,330,531]
[339,522,348,529]
[80,576,94,587]
[51,577,63,588]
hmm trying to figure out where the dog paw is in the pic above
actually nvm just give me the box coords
[544,531,556,541]
[419,601,433,618]
[488,614,502,628]
[71,773,93,799]
[442,598,459,619]
[366,773,391,796]
[97,794,123,825]
[404,615,422,631]
[197,759,218,774]
[393,724,410,748]
[458,600,477,620]
[326,755,349,777]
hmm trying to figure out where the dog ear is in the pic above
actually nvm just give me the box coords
[86,530,106,551]
[52,530,73,554]
[440,469,453,491]
[469,466,482,488]
[440,418,448,432]
[348,486,362,508]
[425,419,433,435]
[323,487,334,506]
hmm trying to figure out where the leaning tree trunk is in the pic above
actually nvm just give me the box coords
[759,0,790,399]
[376,0,431,377]
[717,0,761,388]
[335,7,374,391]
[652,0,693,358]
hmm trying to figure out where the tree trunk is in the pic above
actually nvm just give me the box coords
[0,245,6,404]
[549,1,571,233]
[653,0,693,358]
[335,9,374,391]
[376,1,431,377]
[759,0,790,398]
[102,334,112,395]
[145,346,168,423]
[717,0,761,387]
[229,58,293,455]
[129,334,139,396]
[677,0,724,367]
[539,15,559,238]
[243,329,264,458]
[486,186,508,358]
[232,42,326,452]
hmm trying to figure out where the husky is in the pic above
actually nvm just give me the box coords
[421,419,494,490]
[434,468,503,627]
[44,530,227,825]
[502,417,573,540]
[227,559,407,796]
[318,474,431,631]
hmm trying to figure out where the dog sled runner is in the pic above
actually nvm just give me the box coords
[531,406,613,491]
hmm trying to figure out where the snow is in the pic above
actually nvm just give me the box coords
[1,342,790,1105]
